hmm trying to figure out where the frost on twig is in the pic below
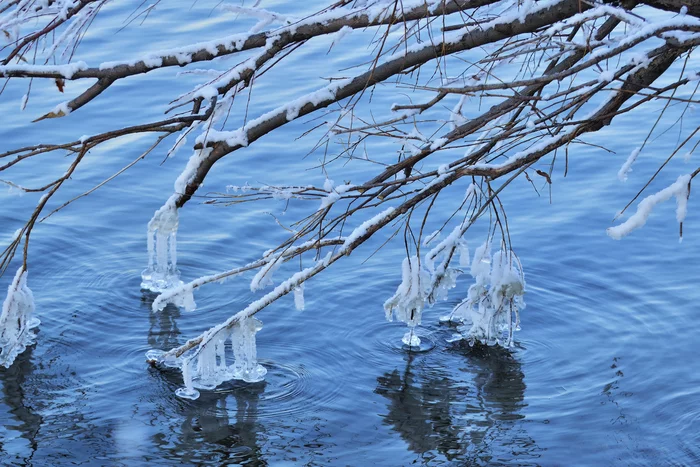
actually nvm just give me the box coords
[0,268,39,368]
[446,243,526,347]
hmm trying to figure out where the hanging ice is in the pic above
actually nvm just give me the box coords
[0,268,40,368]
[141,203,183,292]
[425,222,470,305]
[384,256,430,347]
[449,245,526,347]
[165,317,266,400]
[230,317,267,383]
[293,283,305,311]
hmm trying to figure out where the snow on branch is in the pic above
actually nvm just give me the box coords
[607,175,692,240]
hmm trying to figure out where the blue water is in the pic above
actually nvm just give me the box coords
[1,2,699,465]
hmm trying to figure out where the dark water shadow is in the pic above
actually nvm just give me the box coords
[0,348,42,466]
[148,383,268,466]
[375,343,543,465]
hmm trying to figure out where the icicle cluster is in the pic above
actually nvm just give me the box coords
[155,317,267,400]
[384,256,430,347]
[384,216,474,347]
[448,243,526,347]
[425,222,471,305]
[141,204,182,292]
[0,268,39,368]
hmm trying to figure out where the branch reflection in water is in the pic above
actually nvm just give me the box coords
[375,343,542,465]
[0,349,42,465]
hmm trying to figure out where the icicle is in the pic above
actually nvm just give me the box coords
[448,247,525,347]
[141,203,183,292]
[231,317,267,383]
[0,268,39,368]
[430,267,460,303]
[293,283,305,311]
[425,227,470,305]
[458,239,470,268]
[384,256,430,347]
[175,357,200,400]
[194,337,229,389]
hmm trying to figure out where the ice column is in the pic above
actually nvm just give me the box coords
[141,204,182,292]
[0,268,40,368]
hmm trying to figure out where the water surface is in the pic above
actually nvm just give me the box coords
[1,2,699,465]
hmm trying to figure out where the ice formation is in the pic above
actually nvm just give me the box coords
[152,283,196,312]
[141,203,182,292]
[0,268,40,368]
[173,317,267,400]
[448,243,526,347]
[293,283,305,311]
[384,256,430,347]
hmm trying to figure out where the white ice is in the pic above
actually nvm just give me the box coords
[174,317,267,399]
[449,244,526,347]
[141,204,183,292]
[0,268,40,368]
[384,256,430,347]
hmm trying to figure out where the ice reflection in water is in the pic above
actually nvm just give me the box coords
[0,350,42,465]
[376,344,541,465]
[159,385,267,465]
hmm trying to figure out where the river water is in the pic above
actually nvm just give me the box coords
[1,2,699,466]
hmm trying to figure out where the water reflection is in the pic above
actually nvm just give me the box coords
[153,384,267,465]
[145,295,182,351]
[375,343,542,465]
[144,294,267,465]
[0,349,42,465]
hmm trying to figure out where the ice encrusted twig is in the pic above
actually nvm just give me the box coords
[618,147,641,182]
[149,256,339,399]
[151,238,344,312]
[0,268,39,368]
